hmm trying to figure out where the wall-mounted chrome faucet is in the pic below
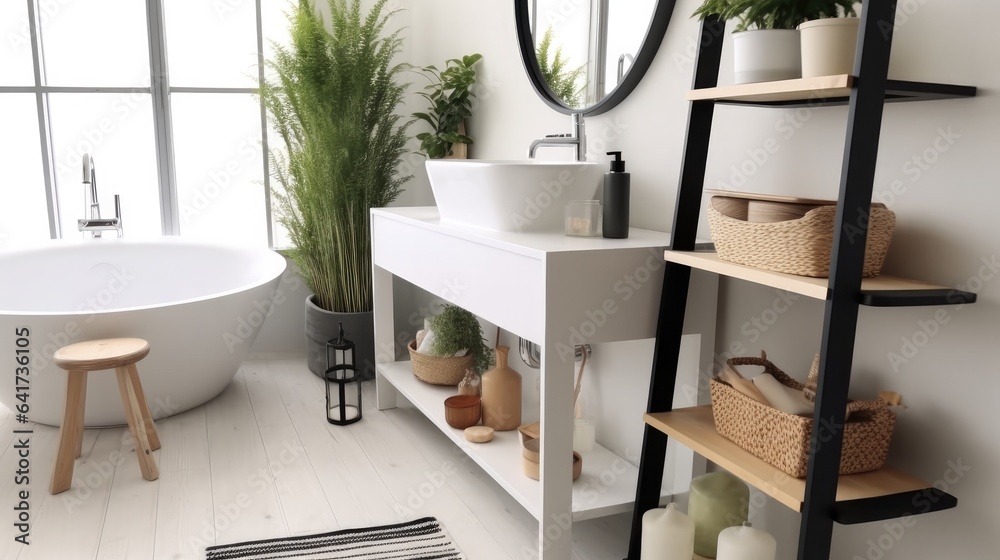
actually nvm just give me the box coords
[527,113,587,161]
[78,153,122,238]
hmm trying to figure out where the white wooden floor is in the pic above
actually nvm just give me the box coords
[0,358,632,560]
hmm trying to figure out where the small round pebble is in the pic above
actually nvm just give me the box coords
[464,426,494,443]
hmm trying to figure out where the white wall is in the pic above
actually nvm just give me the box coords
[398,1,1000,559]
[254,0,1000,557]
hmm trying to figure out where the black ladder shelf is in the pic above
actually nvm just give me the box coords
[626,2,976,559]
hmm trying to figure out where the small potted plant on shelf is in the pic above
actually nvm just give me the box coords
[797,1,859,78]
[409,304,495,386]
[412,53,483,159]
[694,0,856,84]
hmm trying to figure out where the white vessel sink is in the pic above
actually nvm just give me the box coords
[425,160,604,233]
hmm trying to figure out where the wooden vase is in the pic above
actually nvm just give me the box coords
[481,345,521,431]
[443,121,469,159]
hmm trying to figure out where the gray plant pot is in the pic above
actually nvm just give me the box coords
[305,295,375,380]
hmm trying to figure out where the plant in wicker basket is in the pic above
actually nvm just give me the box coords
[427,304,495,375]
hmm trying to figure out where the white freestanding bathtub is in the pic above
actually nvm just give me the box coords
[0,237,286,426]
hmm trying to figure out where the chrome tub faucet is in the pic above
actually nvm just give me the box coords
[79,153,122,238]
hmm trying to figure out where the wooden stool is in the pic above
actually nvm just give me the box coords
[49,338,160,494]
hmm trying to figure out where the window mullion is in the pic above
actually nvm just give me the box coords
[27,0,61,239]
[255,0,274,248]
[146,0,179,236]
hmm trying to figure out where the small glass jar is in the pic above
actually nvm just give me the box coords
[564,200,602,237]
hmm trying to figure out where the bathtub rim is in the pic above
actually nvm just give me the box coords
[0,236,287,316]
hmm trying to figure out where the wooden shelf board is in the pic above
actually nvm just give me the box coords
[688,75,976,107]
[663,250,964,305]
[645,406,939,514]
[688,75,854,104]
[378,360,671,522]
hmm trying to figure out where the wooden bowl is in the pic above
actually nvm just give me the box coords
[444,395,481,429]
[521,438,583,481]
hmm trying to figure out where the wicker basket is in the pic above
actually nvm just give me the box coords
[407,340,474,386]
[710,354,895,478]
[707,197,896,278]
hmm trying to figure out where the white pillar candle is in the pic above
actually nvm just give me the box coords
[716,523,776,560]
[641,503,695,560]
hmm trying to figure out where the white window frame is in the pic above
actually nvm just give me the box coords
[2,0,274,245]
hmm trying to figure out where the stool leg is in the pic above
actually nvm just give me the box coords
[125,364,160,451]
[73,372,87,459]
[50,371,87,494]
[115,367,159,482]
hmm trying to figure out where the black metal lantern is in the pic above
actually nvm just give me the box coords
[325,322,362,425]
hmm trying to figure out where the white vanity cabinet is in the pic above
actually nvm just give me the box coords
[371,207,699,560]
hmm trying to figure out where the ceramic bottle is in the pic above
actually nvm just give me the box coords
[481,346,521,431]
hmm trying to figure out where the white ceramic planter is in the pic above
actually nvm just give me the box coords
[733,29,801,84]
[799,17,860,77]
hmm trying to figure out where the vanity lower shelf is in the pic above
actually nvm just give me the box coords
[378,360,671,522]
[645,406,957,525]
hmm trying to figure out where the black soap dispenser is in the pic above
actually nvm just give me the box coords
[602,151,630,238]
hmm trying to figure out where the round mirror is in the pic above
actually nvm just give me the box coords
[515,1,675,116]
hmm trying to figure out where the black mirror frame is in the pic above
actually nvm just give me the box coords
[514,1,677,116]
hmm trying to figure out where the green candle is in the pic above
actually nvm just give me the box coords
[689,471,750,558]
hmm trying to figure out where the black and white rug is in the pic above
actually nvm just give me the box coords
[204,517,464,560]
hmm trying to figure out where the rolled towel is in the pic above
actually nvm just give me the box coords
[753,373,814,416]
[719,365,771,406]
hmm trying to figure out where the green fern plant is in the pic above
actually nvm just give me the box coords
[694,0,857,31]
[412,53,483,159]
[428,304,495,375]
[259,0,410,313]
[536,26,586,109]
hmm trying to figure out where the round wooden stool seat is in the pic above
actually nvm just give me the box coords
[49,337,159,495]
[53,338,150,371]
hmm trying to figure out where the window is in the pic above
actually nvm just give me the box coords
[0,0,289,248]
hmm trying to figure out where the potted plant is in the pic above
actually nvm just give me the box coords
[412,53,483,159]
[409,304,495,386]
[797,2,859,78]
[536,26,586,109]
[694,0,860,84]
[259,0,410,379]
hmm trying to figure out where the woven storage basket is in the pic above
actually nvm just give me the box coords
[710,354,895,478]
[407,340,474,386]
[707,197,896,278]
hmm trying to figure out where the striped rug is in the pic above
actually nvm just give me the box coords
[204,517,464,560]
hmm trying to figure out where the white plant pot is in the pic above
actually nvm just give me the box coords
[732,29,801,84]
[799,17,860,78]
